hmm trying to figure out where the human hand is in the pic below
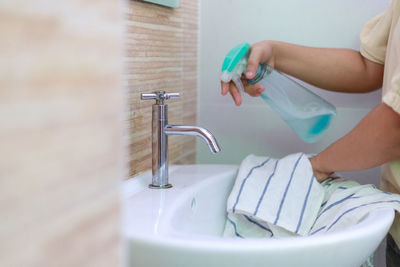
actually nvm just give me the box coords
[221,40,275,106]
[309,156,332,182]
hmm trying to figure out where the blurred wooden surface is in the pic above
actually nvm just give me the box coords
[0,0,124,266]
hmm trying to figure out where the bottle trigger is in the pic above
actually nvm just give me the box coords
[233,76,245,93]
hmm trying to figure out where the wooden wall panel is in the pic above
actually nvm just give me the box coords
[126,0,199,177]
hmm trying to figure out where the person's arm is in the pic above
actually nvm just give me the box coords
[310,103,400,181]
[270,40,384,93]
[222,40,384,105]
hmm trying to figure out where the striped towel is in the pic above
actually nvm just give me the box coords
[310,178,400,235]
[224,153,400,239]
[224,153,324,238]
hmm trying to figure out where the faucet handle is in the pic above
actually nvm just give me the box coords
[141,93,158,100]
[164,92,180,100]
[141,91,179,104]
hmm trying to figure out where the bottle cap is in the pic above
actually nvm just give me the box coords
[221,43,250,93]
[221,43,250,72]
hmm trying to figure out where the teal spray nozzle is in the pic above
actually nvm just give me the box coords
[220,42,337,143]
[221,43,250,93]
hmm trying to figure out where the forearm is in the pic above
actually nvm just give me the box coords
[310,103,400,181]
[270,41,384,93]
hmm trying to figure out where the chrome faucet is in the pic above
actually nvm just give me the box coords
[141,91,221,189]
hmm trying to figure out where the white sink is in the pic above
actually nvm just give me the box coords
[122,165,394,267]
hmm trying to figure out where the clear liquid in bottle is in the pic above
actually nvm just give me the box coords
[250,64,336,143]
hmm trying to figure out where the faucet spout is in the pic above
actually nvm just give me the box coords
[141,91,221,189]
[164,125,221,154]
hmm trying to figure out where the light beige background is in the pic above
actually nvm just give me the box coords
[0,0,200,265]
[0,0,124,266]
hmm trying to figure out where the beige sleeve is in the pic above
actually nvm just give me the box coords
[383,64,400,114]
[360,6,392,64]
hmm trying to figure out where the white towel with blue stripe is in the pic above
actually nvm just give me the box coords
[224,153,324,237]
[310,179,400,236]
[224,153,400,238]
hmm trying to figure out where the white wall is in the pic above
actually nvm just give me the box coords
[198,1,390,265]
[198,0,389,181]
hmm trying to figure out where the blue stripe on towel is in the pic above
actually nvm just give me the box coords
[310,226,326,235]
[327,199,400,231]
[227,217,244,238]
[274,153,303,225]
[232,158,270,213]
[295,173,314,233]
[244,215,273,236]
[316,193,356,221]
[253,159,279,216]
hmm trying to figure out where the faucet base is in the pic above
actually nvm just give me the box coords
[148,183,173,189]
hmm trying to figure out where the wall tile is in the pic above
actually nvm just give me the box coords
[127,0,199,177]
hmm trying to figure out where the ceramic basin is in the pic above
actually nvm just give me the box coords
[122,165,394,267]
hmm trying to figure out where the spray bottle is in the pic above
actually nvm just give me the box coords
[221,42,336,143]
